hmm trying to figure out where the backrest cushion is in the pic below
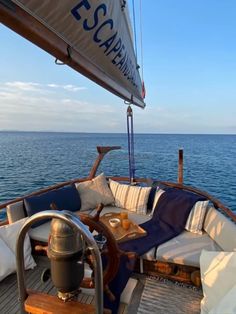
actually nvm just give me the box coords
[7,200,26,224]
[76,173,114,211]
[24,184,81,227]
[185,200,209,234]
[109,180,151,215]
[53,184,81,212]
[204,206,236,251]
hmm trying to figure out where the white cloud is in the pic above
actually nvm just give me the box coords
[5,81,40,91]
[0,80,122,132]
[63,84,86,92]
[2,82,86,94]
[47,83,59,88]
[47,83,86,92]
[2,80,232,134]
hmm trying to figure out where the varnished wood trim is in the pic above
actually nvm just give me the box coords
[178,149,183,184]
[24,291,98,314]
[136,259,200,286]
[108,176,149,183]
[89,146,121,179]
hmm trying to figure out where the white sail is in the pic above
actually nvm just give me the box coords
[3,0,145,108]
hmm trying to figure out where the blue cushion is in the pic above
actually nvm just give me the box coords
[24,184,81,228]
[53,184,81,212]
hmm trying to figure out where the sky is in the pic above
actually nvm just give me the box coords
[1,0,236,134]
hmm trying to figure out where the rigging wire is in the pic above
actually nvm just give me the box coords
[139,0,144,81]
[126,1,145,181]
[127,105,135,183]
[132,0,145,98]
[132,0,138,60]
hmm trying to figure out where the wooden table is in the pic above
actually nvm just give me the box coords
[100,212,147,243]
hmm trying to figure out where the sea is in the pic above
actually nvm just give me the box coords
[0,132,235,216]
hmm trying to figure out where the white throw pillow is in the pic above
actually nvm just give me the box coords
[185,200,209,234]
[109,180,151,215]
[0,238,16,281]
[0,218,36,270]
[200,250,236,314]
[76,173,114,211]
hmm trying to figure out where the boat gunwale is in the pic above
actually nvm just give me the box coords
[0,176,235,224]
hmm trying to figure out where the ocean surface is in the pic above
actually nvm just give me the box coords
[0,132,235,212]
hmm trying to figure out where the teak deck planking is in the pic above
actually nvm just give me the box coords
[0,257,126,314]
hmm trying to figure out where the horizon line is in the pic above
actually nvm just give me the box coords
[0,130,236,136]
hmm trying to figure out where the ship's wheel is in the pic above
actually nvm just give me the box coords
[78,212,120,297]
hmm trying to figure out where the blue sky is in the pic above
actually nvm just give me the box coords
[1,0,236,133]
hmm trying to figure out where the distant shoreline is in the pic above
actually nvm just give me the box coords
[0,130,236,136]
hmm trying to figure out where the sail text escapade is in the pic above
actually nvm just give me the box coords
[71,0,138,89]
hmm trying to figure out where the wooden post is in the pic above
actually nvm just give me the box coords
[178,149,183,184]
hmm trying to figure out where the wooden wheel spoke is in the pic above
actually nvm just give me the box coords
[78,214,120,292]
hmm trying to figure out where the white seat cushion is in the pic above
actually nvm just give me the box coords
[29,220,51,242]
[29,205,150,244]
[29,209,93,242]
[146,231,221,267]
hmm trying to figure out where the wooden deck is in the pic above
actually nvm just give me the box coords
[0,256,202,314]
[0,256,127,314]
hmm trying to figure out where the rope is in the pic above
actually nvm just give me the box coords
[127,106,135,183]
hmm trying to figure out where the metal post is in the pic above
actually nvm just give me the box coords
[178,149,183,184]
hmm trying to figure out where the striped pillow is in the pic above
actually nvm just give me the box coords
[109,180,151,215]
[149,188,165,216]
[185,200,209,234]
